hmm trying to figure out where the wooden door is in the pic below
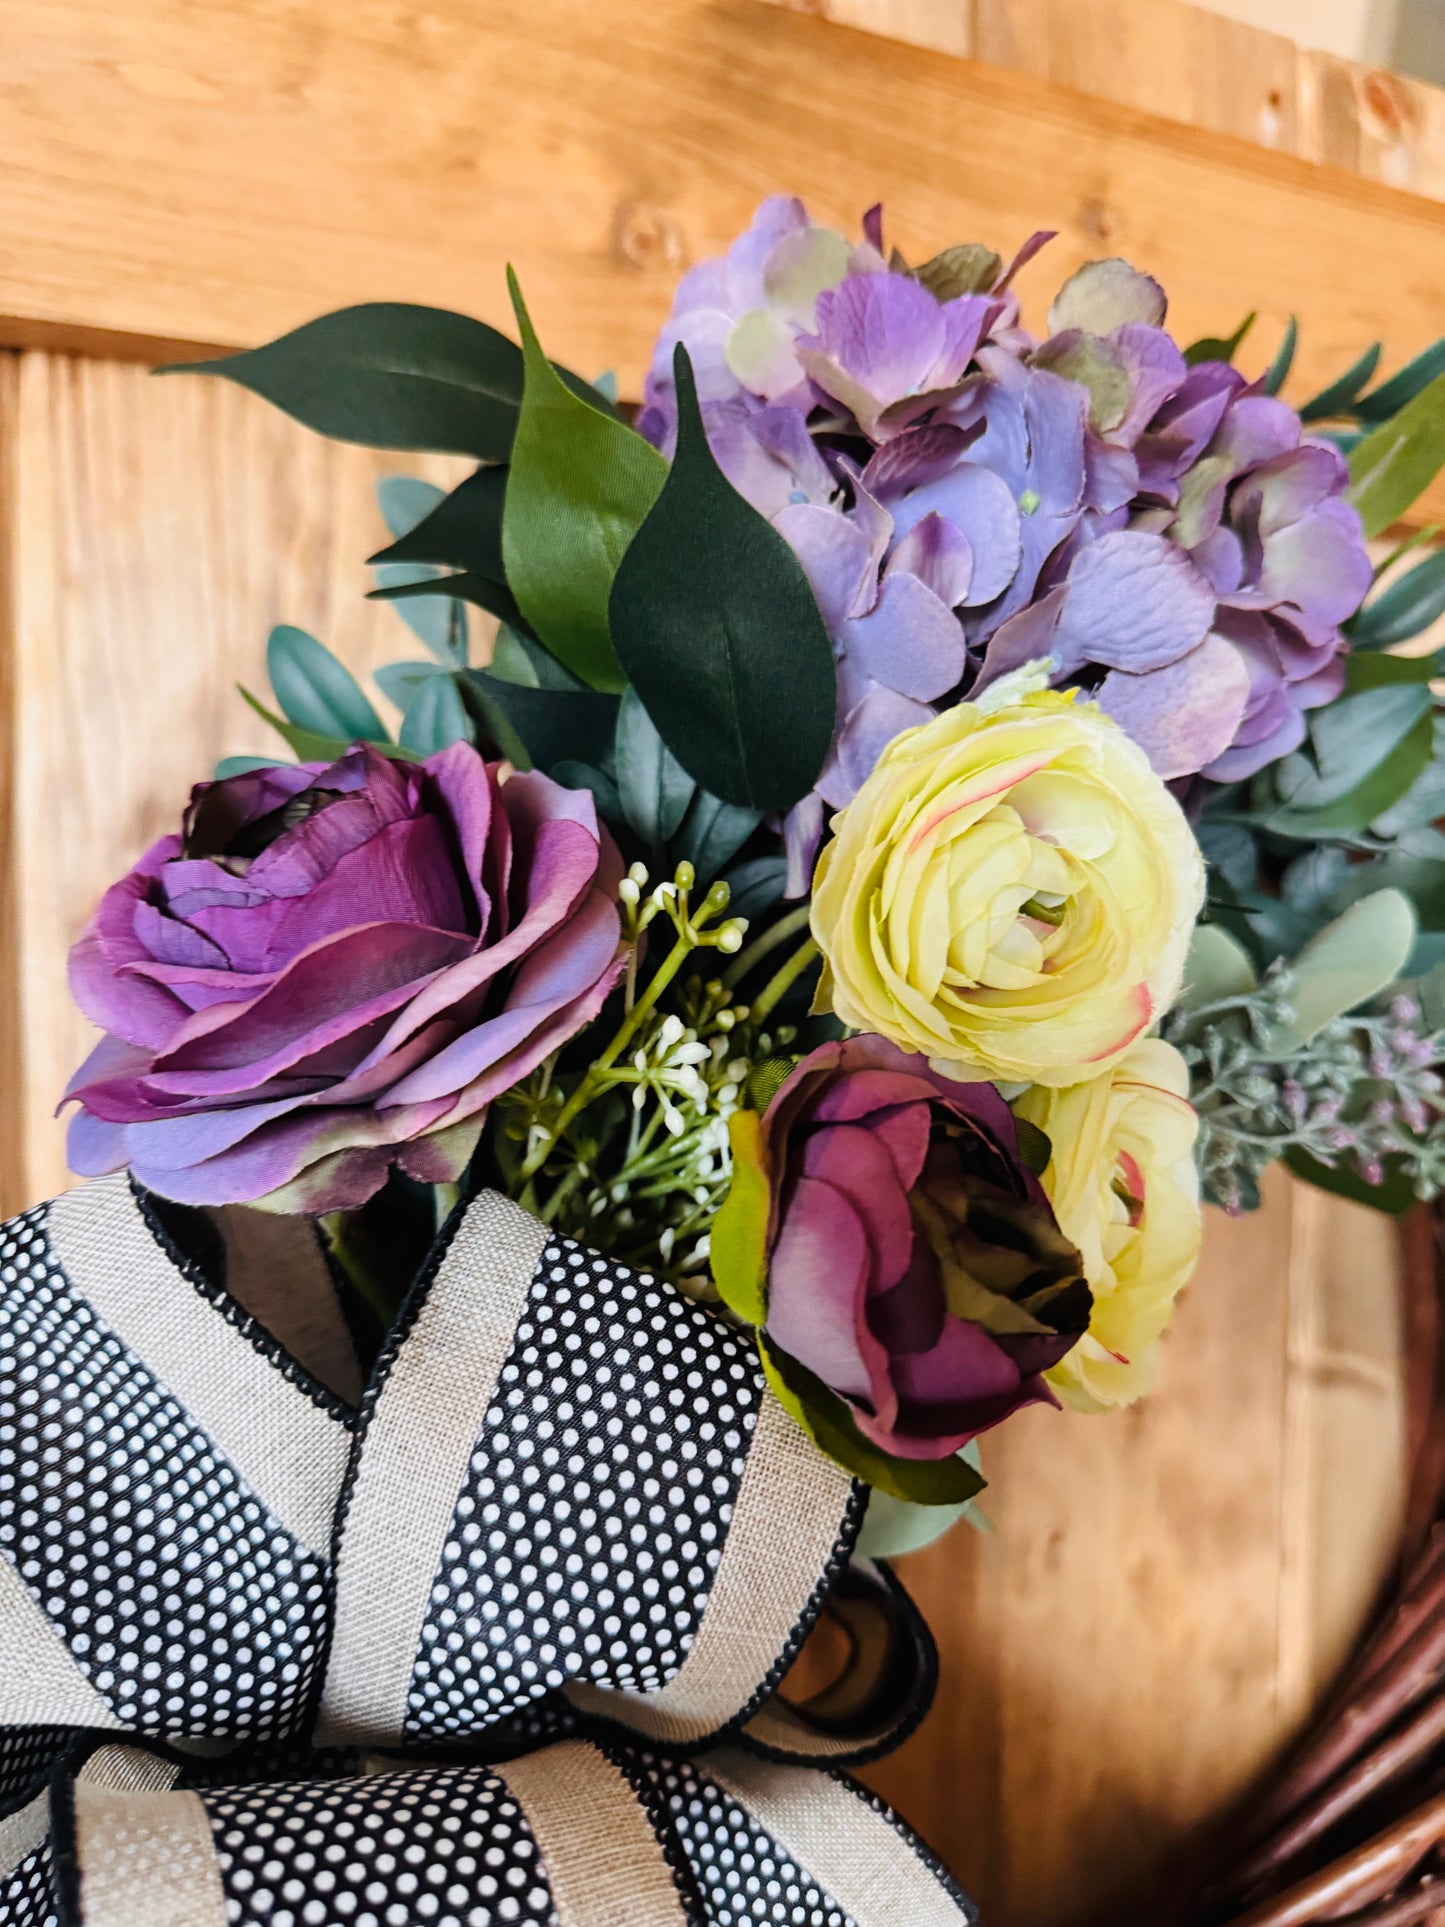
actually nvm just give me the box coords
[0,1,1437,1919]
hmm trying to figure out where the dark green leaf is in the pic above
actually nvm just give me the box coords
[1355,338,1445,422]
[1013,1117,1053,1177]
[550,759,623,822]
[163,305,528,458]
[615,688,696,850]
[370,466,508,583]
[1300,341,1382,422]
[609,345,836,810]
[266,625,388,743]
[1283,1147,1419,1215]
[674,790,761,886]
[502,271,667,693]
[460,668,620,776]
[1348,372,1445,538]
[1284,684,1432,805]
[1352,550,1445,649]
[1262,315,1297,397]
[370,567,518,638]
[721,854,789,923]
[1183,312,1256,367]
[398,671,472,756]
[760,1337,986,1505]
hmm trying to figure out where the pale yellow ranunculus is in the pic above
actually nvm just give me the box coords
[809,685,1204,1088]
[1015,1038,1202,1412]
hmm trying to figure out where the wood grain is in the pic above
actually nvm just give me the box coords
[0,0,1439,423]
[0,351,464,1214]
[0,348,1410,1923]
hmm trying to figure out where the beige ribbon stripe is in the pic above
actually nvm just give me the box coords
[46,1176,350,1555]
[0,1551,122,1730]
[69,1786,227,1927]
[0,1745,181,1884]
[498,1740,688,1927]
[705,1750,966,1927]
[0,1793,48,1884]
[319,1190,550,1745]
[568,1388,855,1743]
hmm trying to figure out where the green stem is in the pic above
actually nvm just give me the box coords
[539,1161,589,1225]
[722,903,811,988]
[748,937,820,1030]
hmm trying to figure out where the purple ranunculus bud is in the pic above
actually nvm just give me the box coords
[754,1035,1089,1460]
[64,744,626,1213]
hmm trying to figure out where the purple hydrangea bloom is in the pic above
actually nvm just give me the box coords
[65,745,625,1212]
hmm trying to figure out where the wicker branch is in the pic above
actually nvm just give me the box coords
[1226,1794,1445,1927]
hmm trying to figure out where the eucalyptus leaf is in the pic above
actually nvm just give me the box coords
[214,754,280,780]
[1299,341,1382,422]
[488,624,586,692]
[1257,888,1416,1058]
[1183,311,1256,367]
[266,625,387,744]
[1348,372,1445,538]
[759,1337,987,1506]
[1177,922,1258,1012]
[163,305,528,458]
[461,669,620,776]
[674,790,762,886]
[1352,549,1445,649]
[1355,337,1445,422]
[502,271,667,692]
[855,1488,984,1559]
[377,477,448,541]
[615,688,696,850]
[398,671,472,756]
[1262,315,1298,398]
[373,660,443,711]
[610,345,836,811]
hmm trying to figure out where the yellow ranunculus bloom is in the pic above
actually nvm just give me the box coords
[809,684,1204,1088]
[1015,1038,1202,1412]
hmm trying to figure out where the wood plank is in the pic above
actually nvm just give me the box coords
[1298,51,1445,201]
[865,1170,1407,1925]
[0,352,464,1216]
[0,0,1439,426]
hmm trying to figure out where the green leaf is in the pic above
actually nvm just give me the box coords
[1300,342,1382,422]
[1287,684,1432,806]
[163,305,529,458]
[1265,706,1433,839]
[760,1337,987,1505]
[722,854,789,923]
[1355,338,1445,422]
[460,668,620,776]
[673,790,761,886]
[1353,549,1445,649]
[371,466,508,583]
[502,271,667,693]
[1344,647,1443,690]
[1283,1147,1419,1214]
[1258,889,1417,1058]
[1183,311,1256,367]
[266,625,388,744]
[1348,372,1445,538]
[1262,315,1298,397]
[610,345,836,810]
[238,684,354,762]
[488,624,586,692]
[615,688,696,850]
[398,671,472,755]
[550,759,623,823]
[710,1111,771,1326]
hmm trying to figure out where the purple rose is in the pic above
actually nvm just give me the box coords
[65,744,625,1212]
[749,1037,1089,1460]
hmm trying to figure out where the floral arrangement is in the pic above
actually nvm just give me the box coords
[62,198,1445,1520]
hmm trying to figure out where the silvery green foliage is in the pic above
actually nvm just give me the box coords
[1166,973,1445,1214]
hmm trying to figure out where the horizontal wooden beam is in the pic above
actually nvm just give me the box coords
[0,0,1440,412]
